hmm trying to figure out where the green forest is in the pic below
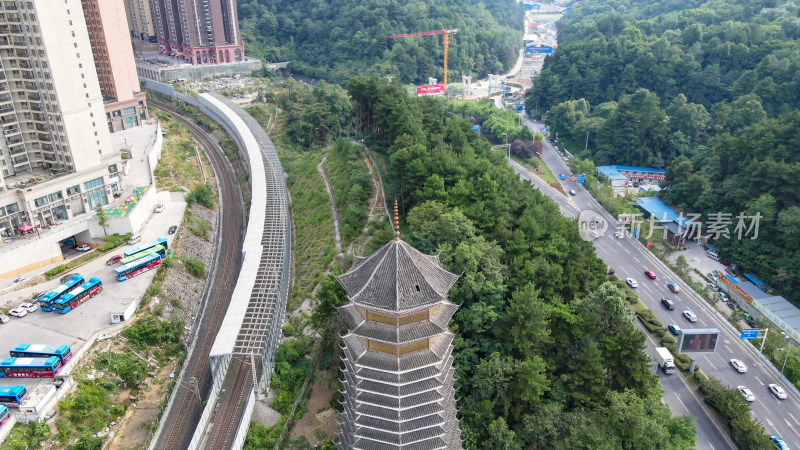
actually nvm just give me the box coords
[237,0,523,83]
[525,0,800,303]
[321,76,697,448]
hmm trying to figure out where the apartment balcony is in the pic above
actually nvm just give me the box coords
[9,145,25,155]
[0,105,14,115]
[0,94,11,103]
[29,103,42,111]
[3,126,20,135]
[0,37,9,47]
[8,26,23,34]
[6,135,22,145]
[31,113,45,122]
[18,60,31,69]
[34,124,46,132]
[12,155,28,165]
[24,82,37,91]
[40,144,53,151]
[1,115,17,124]
[37,133,51,142]
[26,92,40,101]
[14,49,28,58]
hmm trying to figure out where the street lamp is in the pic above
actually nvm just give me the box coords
[504,132,509,160]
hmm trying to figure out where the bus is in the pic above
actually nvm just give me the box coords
[10,343,73,365]
[0,356,62,378]
[54,278,103,314]
[0,385,27,407]
[114,252,162,281]
[38,274,85,312]
[123,237,168,258]
[0,404,9,426]
[118,244,166,265]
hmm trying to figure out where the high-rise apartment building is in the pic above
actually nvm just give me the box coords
[335,205,464,449]
[0,0,122,240]
[151,0,244,65]
[123,0,156,42]
[81,0,148,133]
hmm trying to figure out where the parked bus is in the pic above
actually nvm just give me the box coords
[118,244,166,265]
[38,274,85,312]
[0,356,62,378]
[0,404,9,426]
[123,237,168,258]
[10,343,73,365]
[114,252,162,281]
[54,278,103,314]
[0,385,27,408]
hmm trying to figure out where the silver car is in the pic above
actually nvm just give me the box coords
[737,385,755,402]
[729,359,747,373]
[683,310,697,323]
[8,307,28,318]
[769,384,788,400]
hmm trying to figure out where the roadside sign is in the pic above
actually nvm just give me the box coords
[740,328,759,340]
[569,174,577,182]
[576,174,585,183]
[632,229,639,238]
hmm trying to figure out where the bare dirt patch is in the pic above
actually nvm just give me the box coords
[288,368,340,445]
[108,362,176,449]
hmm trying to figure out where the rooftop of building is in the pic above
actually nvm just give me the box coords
[743,273,767,286]
[337,237,460,312]
[595,165,628,182]
[635,196,693,226]
[613,165,666,174]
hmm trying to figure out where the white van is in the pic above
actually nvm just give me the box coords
[706,250,720,261]
[127,234,142,245]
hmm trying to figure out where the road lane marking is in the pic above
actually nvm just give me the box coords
[724,345,733,353]
[754,376,765,386]
[789,412,800,426]
[623,247,632,254]
[766,418,775,429]
[674,393,689,413]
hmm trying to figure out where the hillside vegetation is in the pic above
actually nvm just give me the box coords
[526,0,800,303]
[238,0,523,83]
[332,76,698,448]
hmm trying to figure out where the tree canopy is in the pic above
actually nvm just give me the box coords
[238,0,523,83]
[347,76,696,448]
[525,0,800,303]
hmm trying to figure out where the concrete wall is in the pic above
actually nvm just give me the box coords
[87,185,158,237]
[0,239,64,278]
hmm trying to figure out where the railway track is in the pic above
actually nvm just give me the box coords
[149,99,245,450]
[204,360,252,449]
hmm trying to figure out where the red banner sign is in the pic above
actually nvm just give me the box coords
[718,273,753,304]
[417,84,445,96]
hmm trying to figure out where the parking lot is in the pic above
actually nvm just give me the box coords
[0,190,186,392]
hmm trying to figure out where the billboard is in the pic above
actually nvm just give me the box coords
[417,84,445,96]
[718,273,753,304]
[525,44,553,54]
[677,328,720,354]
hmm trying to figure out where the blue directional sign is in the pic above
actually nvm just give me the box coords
[632,229,639,238]
[740,328,759,340]
[576,174,585,183]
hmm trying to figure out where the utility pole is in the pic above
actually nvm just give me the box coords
[585,130,589,151]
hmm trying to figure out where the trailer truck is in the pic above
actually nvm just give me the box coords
[655,347,676,374]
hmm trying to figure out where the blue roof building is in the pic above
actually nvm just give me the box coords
[743,273,767,286]
[635,197,694,227]
[596,165,628,183]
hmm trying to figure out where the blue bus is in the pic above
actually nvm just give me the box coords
[119,244,166,265]
[38,274,85,311]
[0,356,62,378]
[114,252,162,281]
[54,278,103,314]
[123,237,168,258]
[10,343,73,365]
[0,385,27,407]
[0,404,9,426]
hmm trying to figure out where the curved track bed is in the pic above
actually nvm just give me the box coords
[149,99,245,450]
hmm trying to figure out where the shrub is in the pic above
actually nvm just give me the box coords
[186,184,215,208]
[122,316,183,349]
[184,258,205,278]
[46,265,70,277]
[660,335,676,347]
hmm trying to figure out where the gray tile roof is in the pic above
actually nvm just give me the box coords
[337,240,459,312]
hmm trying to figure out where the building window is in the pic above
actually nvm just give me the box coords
[66,185,80,196]
[5,203,19,214]
[86,189,107,209]
[83,177,103,190]
[123,107,135,115]
[108,164,117,174]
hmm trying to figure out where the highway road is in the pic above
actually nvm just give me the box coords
[511,115,800,448]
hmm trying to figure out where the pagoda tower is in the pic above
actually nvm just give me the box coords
[336,201,464,449]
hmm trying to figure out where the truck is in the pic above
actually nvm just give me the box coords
[655,347,676,374]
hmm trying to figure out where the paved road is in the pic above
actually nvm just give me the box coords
[511,116,800,448]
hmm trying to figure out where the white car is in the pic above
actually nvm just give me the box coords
[717,292,729,302]
[12,276,28,284]
[769,383,788,399]
[0,314,8,324]
[683,310,698,322]
[155,203,165,213]
[729,359,747,373]
[737,385,755,402]
[76,244,91,252]
[614,231,624,239]
[19,302,38,313]
[626,278,639,288]
[8,308,28,318]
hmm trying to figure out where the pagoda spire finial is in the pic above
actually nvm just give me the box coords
[393,198,400,240]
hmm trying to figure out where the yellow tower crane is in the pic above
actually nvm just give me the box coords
[389,29,458,90]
